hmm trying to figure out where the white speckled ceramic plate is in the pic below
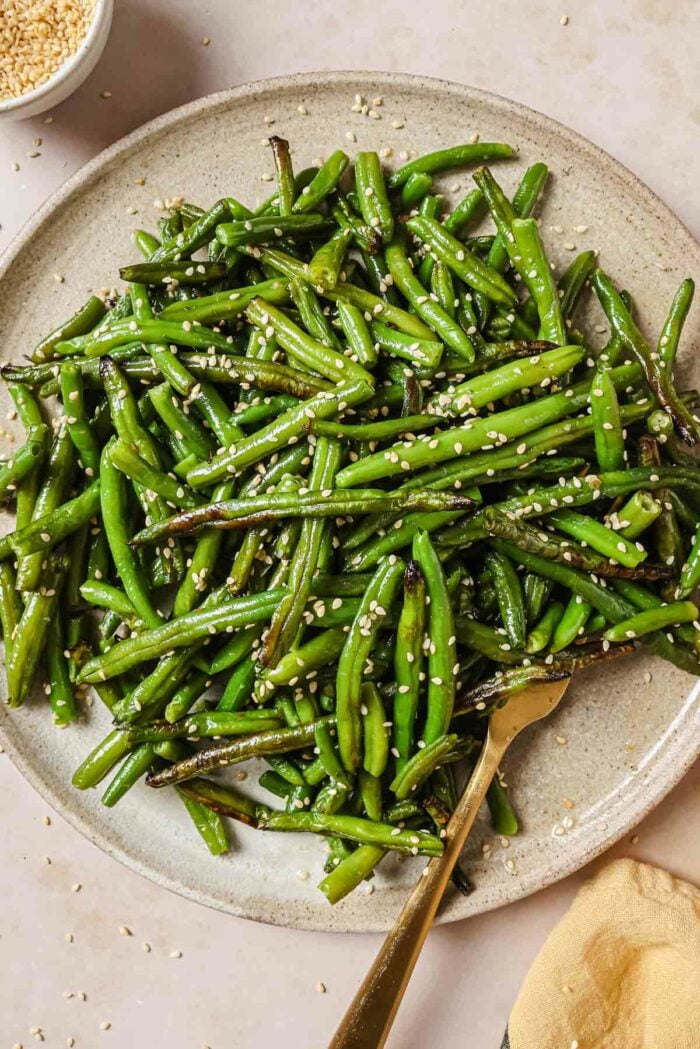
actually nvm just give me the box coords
[1,72,699,932]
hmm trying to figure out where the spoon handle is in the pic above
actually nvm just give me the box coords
[329,727,507,1049]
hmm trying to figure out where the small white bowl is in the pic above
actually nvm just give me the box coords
[0,0,114,121]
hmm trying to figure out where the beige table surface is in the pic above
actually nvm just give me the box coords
[1,2,698,1046]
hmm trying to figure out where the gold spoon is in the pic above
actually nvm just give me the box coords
[329,677,571,1049]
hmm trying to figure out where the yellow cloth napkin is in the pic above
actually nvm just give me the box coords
[508,858,700,1049]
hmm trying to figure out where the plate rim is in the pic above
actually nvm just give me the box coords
[1,69,699,933]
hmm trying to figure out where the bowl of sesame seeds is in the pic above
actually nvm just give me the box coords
[0,0,113,120]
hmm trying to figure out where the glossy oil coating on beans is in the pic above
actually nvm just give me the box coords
[1,135,699,903]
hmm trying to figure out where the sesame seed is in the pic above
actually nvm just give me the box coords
[0,2,97,101]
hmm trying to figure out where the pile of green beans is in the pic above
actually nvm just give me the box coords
[1,136,698,903]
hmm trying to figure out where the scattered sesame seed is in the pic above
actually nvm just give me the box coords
[169,950,182,959]
[317,982,327,993]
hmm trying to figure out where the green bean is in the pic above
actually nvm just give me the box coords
[78,589,282,683]
[390,733,458,801]
[178,777,263,827]
[388,142,514,189]
[177,789,229,855]
[486,774,519,835]
[217,657,256,713]
[142,344,242,446]
[490,543,646,633]
[477,507,663,582]
[16,425,74,591]
[292,276,346,350]
[548,509,646,568]
[336,557,405,772]
[401,172,433,210]
[319,844,386,904]
[509,218,566,344]
[559,250,596,320]
[248,296,370,385]
[59,362,100,474]
[3,134,700,908]
[336,300,377,366]
[486,163,549,278]
[368,322,442,370]
[98,441,161,629]
[432,344,583,416]
[525,600,565,653]
[148,383,215,461]
[484,549,526,649]
[314,719,351,790]
[345,506,475,574]
[46,611,77,724]
[186,379,371,489]
[262,437,343,667]
[604,601,698,643]
[163,669,211,723]
[385,237,473,361]
[335,365,638,488]
[393,560,425,774]
[591,366,625,471]
[260,810,443,856]
[330,192,382,255]
[0,433,48,504]
[32,295,106,362]
[121,261,227,285]
[109,441,202,509]
[290,151,349,211]
[126,709,283,743]
[413,531,457,742]
[406,215,518,309]
[2,480,101,560]
[355,152,394,242]
[312,414,435,443]
[659,278,694,368]
[101,745,155,807]
[0,562,21,659]
[361,682,389,778]
[73,729,133,789]
[443,188,486,236]
[592,269,698,445]
[268,135,295,216]
[134,486,475,546]
[430,261,456,320]
[307,228,352,290]
[357,769,381,821]
[258,245,436,339]
[147,716,334,787]
[147,199,231,262]
[6,558,64,707]
[523,573,551,626]
[616,490,663,539]
[550,593,592,652]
